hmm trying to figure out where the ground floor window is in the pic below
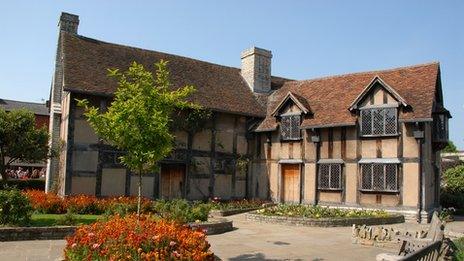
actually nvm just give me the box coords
[318,164,342,190]
[361,163,398,192]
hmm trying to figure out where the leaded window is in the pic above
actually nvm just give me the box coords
[360,108,398,136]
[281,115,301,140]
[360,163,398,192]
[318,164,342,190]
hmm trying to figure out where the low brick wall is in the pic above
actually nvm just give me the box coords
[245,212,405,227]
[210,207,260,217]
[189,218,233,235]
[0,226,76,241]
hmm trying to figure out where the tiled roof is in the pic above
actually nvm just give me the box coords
[61,32,290,117]
[0,99,49,116]
[256,62,440,131]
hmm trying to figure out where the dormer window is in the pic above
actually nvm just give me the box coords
[360,106,398,136]
[280,114,301,140]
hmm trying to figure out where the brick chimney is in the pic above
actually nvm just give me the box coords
[59,12,79,34]
[241,47,272,93]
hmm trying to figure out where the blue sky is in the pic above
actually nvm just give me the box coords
[1,1,463,148]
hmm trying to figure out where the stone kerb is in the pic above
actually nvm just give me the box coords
[0,226,77,241]
[245,212,405,227]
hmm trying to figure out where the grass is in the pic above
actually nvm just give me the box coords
[31,214,102,227]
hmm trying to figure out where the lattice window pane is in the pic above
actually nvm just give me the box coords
[384,108,397,135]
[330,164,341,189]
[319,164,330,189]
[361,164,372,190]
[290,115,301,139]
[361,110,372,135]
[281,115,300,140]
[281,116,291,140]
[372,109,384,135]
[372,164,385,190]
[385,164,397,191]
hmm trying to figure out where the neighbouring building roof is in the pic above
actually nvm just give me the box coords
[256,62,440,131]
[0,99,49,116]
[61,32,290,117]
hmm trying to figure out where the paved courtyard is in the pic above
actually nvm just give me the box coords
[3,214,464,260]
[208,213,390,260]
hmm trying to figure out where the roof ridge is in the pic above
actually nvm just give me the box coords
[295,61,439,84]
[67,32,293,81]
[0,98,46,105]
[70,33,241,71]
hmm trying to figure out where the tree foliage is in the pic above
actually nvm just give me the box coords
[0,108,50,180]
[77,60,196,214]
[442,164,464,194]
[443,141,458,153]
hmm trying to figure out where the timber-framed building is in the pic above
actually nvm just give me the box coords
[47,13,451,223]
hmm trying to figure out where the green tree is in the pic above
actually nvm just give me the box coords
[443,141,458,153]
[0,109,50,180]
[78,60,196,215]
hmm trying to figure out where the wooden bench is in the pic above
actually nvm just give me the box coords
[376,212,445,261]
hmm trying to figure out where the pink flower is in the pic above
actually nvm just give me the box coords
[88,233,95,237]
[92,243,100,249]
[173,250,181,258]
[169,241,176,247]
[71,243,77,248]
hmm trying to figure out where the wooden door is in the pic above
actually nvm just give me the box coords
[161,165,185,199]
[281,164,300,203]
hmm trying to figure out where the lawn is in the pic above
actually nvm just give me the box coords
[31,214,102,227]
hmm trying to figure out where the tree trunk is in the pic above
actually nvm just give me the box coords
[137,170,142,217]
[0,155,7,181]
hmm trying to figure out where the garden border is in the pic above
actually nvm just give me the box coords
[245,212,405,227]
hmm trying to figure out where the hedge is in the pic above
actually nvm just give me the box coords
[0,179,45,191]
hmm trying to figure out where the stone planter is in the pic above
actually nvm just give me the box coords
[245,212,405,227]
[189,218,233,235]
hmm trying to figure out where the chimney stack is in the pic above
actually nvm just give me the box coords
[59,12,79,34]
[241,47,272,93]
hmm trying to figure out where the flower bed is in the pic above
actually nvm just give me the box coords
[22,191,211,224]
[246,204,404,227]
[64,215,214,261]
[22,190,152,215]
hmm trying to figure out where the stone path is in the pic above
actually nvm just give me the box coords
[0,239,65,261]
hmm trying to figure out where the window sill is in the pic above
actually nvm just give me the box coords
[280,138,303,142]
[359,189,400,194]
[360,134,400,138]
[318,188,343,192]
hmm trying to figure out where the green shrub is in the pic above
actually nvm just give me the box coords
[152,199,211,223]
[56,210,78,226]
[454,237,464,261]
[0,188,33,226]
[0,179,45,191]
